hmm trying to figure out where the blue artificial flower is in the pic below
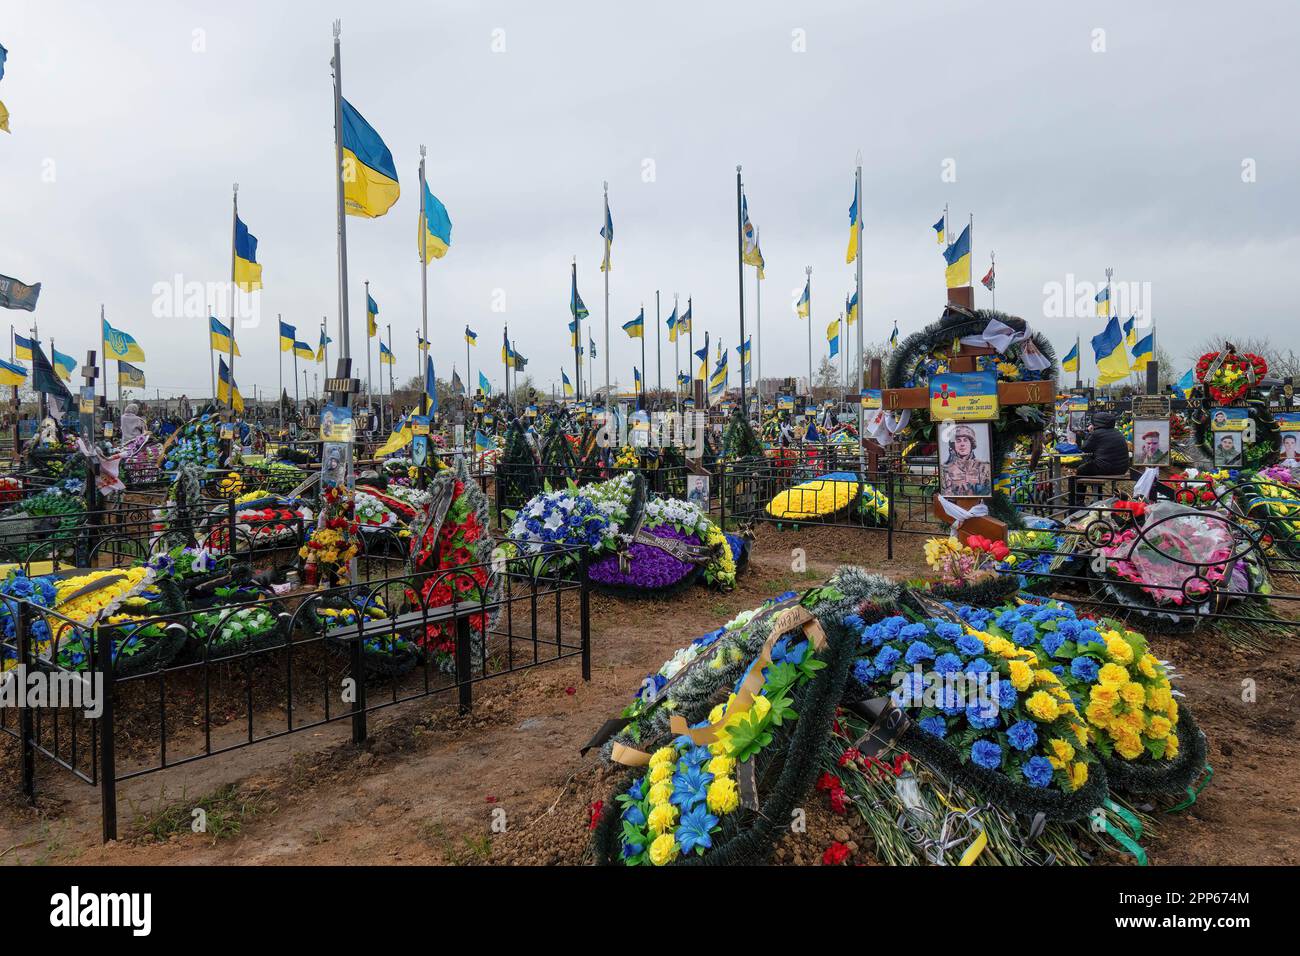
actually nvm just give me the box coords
[1041,632,1066,657]
[971,739,1002,770]
[873,645,902,673]
[1070,656,1100,682]
[627,777,646,801]
[965,657,992,675]
[956,633,985,657]
[622,803,647,827]
[622,839,644,859]
[997,680,1018,711]
[891,672,926,707]
[918,716,948,738]
[995,610,1020,631]
[966,703,998,730]
[1058,619,1082,640]
[904,641,935,665]
[878,616,908,638]
[680,745,713,768]
[852,659,876,686]
[1022,755,1054,788]
[934,622,963,642]
[675,804,720,854]
[1007,720,1039,751]
[933,652,963,675]
[842,613,864,633]
[899,623,930,641]
[1011,622,1038,646]
[670,764,714,809]
[1077,628,1102,649]
[771,635,809,667]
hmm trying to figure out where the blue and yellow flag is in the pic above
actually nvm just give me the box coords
[418,182,452,262]
[666,305,679,343]
[737,337,751,383]
[1061,341,1079,373]
[709,347,729,404]
[571,273,589,321]
[845,180,860,264]
[479,370,491,396]
[845,290,859,326]
[502,329,514,368]
[943,224,971,288]
[341,98,400,219]
[889,321,899,350]
[600,197,614,272]
[1095,285,1110,317]
[424,354,438,414]
[634,366,642,387]
[796,280,810,318]
[52,348,76,382]
[562,368,574,397]
[234,215,262,291]
[1091,316,1130,385]
[932,215,945,244]
[418,334,430,352]
[741,195,765,278]
[1131,331,1154,371]
[379,341,395,365]
[14,333,33,361]
[279,320,296,352]
[569,319,580,348]
[376,414,412,457]
[694,331,709,380]
[366,292,379,338]
[209,316,240,356]
[1174,368,1195,399]
[475,429,491,451]
[622,309,644,339]
[0,357,27,387]
[217,356,243,412]
[678,302,692,334]
[118,361,145,388]
[465,326,478,347]
[317,327,332,362]
[1122,315,1136,346]
[827,319,840,358]
[292,340,315,361]
[103,318,145,362]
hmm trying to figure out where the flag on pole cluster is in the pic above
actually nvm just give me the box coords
[475,429,492,451]
[0,274,40,310]
[1091,317,1130,385]
[622,309,644,339]
[741,196,765,278]
[1131,331,1154,371]
[424,354,438,413]
[1095,285,1111,317]
[292,340,315,361]
[694,332,709,380]
[737,337,752,383]
[1174,367,1195,398]
[666,305,679,342]
[418,182,453,261]
[943,225,971,288]
[589,334,597,359]
[1061,341,1080,373]
[562,368,574,397]
[341,98,400,219]
[233,216,263,291]
[981,263,995,291]
[502,330,514,368]
[571,274,589,321]
[209,316,240,355]
[366,292,379,337]
[709,347,729,405]
[451,368,465,395]
[1122,315,1136,346]
[678,302,692,333]
[845,180,861,264]
[889,321,900,350]
[379,341,395,365]
[0,357,26,387]
[103,318,145,361]
[217,356,243,411]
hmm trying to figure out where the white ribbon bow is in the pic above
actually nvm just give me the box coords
[935,495,989,529]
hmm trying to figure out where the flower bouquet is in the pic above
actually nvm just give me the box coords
[314,592,419,680]
[0,572,59,671]
[1196,349,1267,404]
[298,487,360,587]
[0,486,84,563]
[353,489,399,530]
[921,535,1020,606]
[588,524,703,594]
[188,584,290,660]
[50,569,190,675]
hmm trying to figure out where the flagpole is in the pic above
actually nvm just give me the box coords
[855,154,865,462]
[735,166,747,416]
[990,251,996,312]
[571,257,582,403]
[465,329,471,409]
[673,292,680,416]
[755,227,762,414]
[229,183,238,413]
[209,298,217,409]
[276,314,283,427]
[839,314,846,405]
[364,279,373,421]
[330,18,356,496]
[639,303,646,411]
[603,181,610,409]
[386,324,395,428]
[293,347,300,417]
[655,289,661,407]
[1075,334,1081,389]
[99,305,108,410]
[687,297,694,405]
[417,146,430,415]
[805,266,813,399]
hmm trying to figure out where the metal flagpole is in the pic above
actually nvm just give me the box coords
[364,279,373,421]
[755,227,762,414]
[839,314,846,405]
[277,314,283,425]
[805,265,812,398]
[418,147,429,415]
[603,181,610,408]
[331,20,354,451]
[466,328,471,407]
[293,347,300,415]
[855,157,865,470]
[639,304,646,410]
[735,166,747,416]
[989,251,996,312]
[387,324,395,425]
[687,297,694,404]
[229,184,239,413]
[209,297,218,407]
[571,258,582,402]
[655,289,661,406]
[673,292,680,415]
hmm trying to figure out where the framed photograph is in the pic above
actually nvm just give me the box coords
[1213,430,1243,468]
[1133,418,1170,466]
[937,420,993,497]
[686,474,710,508]
[1276,412,1300,465]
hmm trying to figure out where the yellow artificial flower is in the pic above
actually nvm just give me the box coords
[1148,715,1172,739]
[1026,690,1060,722]
[1105,634,1134,664]
[1097,663,1129,686]
[707,755,735,777]
[1033,668,1058,686]
[649,746,677,768]
[648,762,673,785]
[1115,733,1144,760]
[706,776,740,815]
[648,832,679,866]
[1049,738,1076,764]
[1070,762,1089,789]
[1138,654,1160,679]
[1008,660,1033,691]
[647,781,673,806]
[647,802,679,836]
[1119,682,1146,707]
[1165,733,1180,759]
[749,694,771,722]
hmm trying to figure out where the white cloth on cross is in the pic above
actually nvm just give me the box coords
[935,494,989,529]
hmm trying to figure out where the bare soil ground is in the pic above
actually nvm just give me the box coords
[1,523,1297,866]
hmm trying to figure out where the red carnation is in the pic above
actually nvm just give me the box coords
[822,841,852,865]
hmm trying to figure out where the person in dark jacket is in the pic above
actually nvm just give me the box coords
[1072,411,1130,504]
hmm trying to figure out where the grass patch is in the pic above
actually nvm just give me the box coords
[133,782,270,844]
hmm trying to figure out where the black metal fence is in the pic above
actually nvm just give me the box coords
[0,545,591,841]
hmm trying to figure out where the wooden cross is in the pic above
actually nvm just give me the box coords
[880,339,1055,543]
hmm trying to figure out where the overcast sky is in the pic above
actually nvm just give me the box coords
[3,0,1297,399]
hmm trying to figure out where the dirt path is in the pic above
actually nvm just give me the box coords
[2,525,1296,866]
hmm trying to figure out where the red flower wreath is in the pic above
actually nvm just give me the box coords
[1195,350,1267,404]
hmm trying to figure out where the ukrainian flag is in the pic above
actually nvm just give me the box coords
[424,354,438,413]
[796,280,810,319]
[279,320,296,352]
[622,309,644,339]
[1091,317,1130,385]
[209,316,240,356]
[366,292,379,338]
[741,196,764,277]
[678,303,692,333]
[479,370,491,395]
[827,319,841,358]
[1095,285,1110,317]
[1061,341,1079,373]
[217,356,243,412]
[709,349,729,404]
[1122,315,1136,346]
[418,334,430,352]
[737,337,751,382]
[1174,368,1195,398]
[677,372,690,388]
[475,429,491,451]
[845,290,859,326]
[502,330,514,368]
[1131,331,1154,371]
[52,348,76,382]
[600,198,614,272]
[102,318,145,362]
[465,326,477,347]
[943,224,971,288]
[292,340,315,361]
[562,368,574,397]
[571,274,589,321]
[0,357,27,387]
[14,333,33,361]
[379,341,395,365]
[634,366,642,389]
[341,98,400,219]
[376,414,412,457]
[694,332,709,380]
[933,215,945,244]
[418,182,452,262]
[234,216,263,291]
[118,361,145,388]
[889,322,899,350]
[317,328,332,362]
[845,181,860,264]
[666,306,679,343]
[569,319,579,348]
